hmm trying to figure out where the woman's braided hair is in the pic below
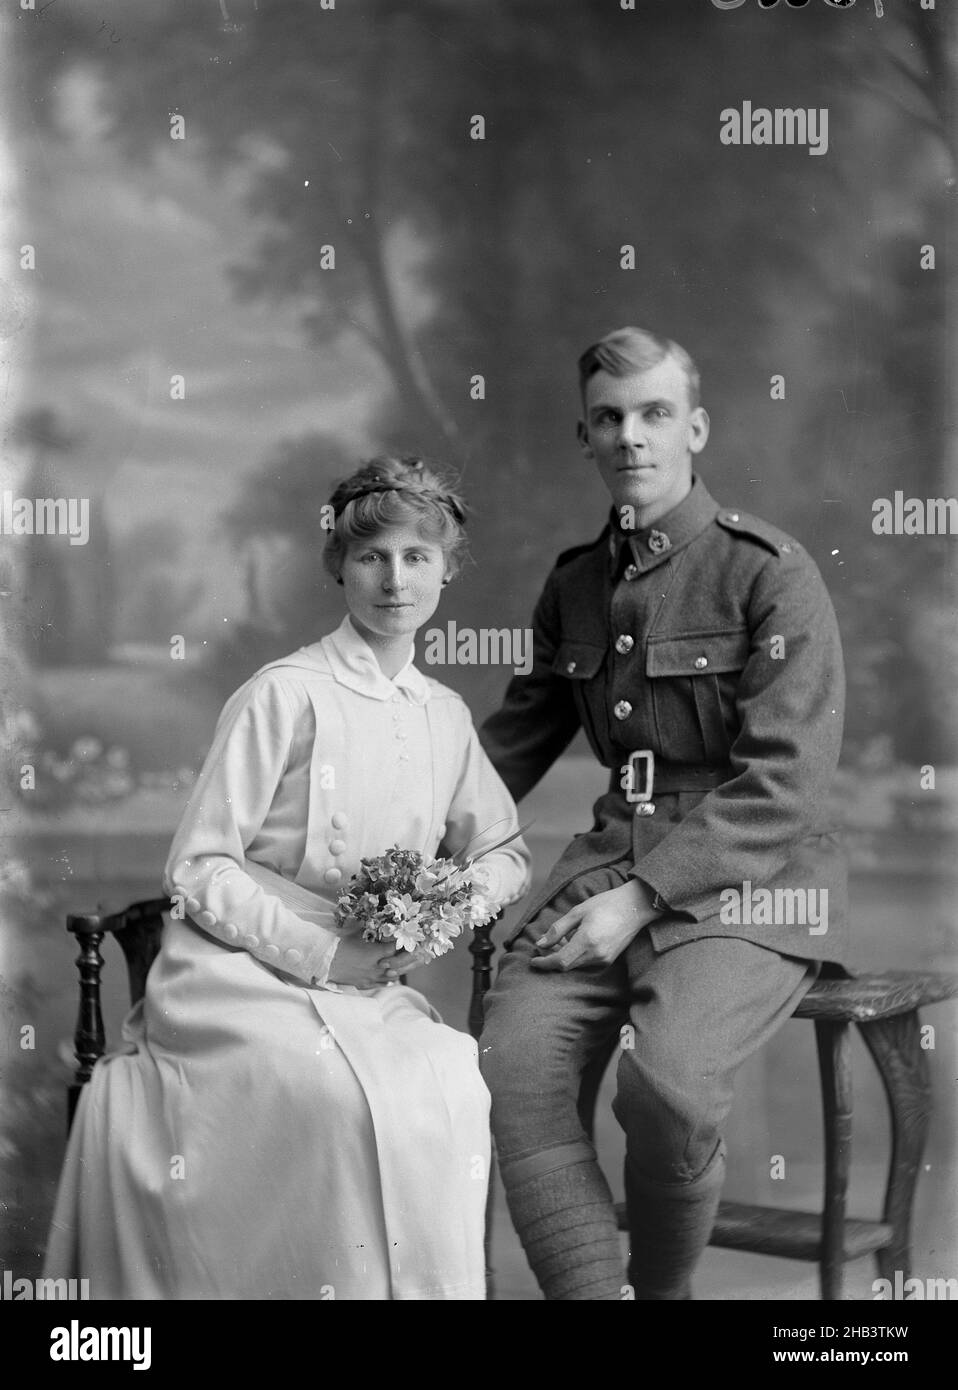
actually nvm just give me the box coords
[323,455,469,582]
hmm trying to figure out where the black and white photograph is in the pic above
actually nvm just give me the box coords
[1,0,956,1344]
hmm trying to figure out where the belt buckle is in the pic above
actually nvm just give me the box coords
[620,749,654,812]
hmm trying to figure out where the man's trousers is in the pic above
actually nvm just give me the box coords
[479,860,818,1300]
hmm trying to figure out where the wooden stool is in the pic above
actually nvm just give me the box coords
[574,963,958,1301]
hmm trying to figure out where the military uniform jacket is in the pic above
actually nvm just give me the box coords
[480,476,848,963]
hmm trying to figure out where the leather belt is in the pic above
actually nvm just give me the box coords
[611,750,733,816]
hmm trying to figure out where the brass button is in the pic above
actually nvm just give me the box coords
[613,700,632,721]
[329,839,346,855]
[197,909,217,929]
[648,530,671,554]
[694,656,708,670]
[284,948,303,966]
[623,563,639,582]
[263,944,280,963]
[635,802,656,817]
[324,867,343,885]
[566,660,577,674]
[615,635,634,655]
[223,923,239,942]
[244,934,260,949]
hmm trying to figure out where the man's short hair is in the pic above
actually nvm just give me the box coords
[578,327,701,411]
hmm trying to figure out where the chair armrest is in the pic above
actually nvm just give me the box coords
[65,897,171,1132]
[66,920,106,1130]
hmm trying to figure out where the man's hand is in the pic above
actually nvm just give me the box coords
[530,878,660,972]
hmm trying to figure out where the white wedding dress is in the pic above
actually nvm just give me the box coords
[44,617,530,1300]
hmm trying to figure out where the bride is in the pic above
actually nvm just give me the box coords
[44,456,531,1300]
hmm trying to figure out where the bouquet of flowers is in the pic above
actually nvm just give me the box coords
[334,822,528,964]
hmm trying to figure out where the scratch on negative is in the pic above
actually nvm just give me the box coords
[874,1,884,17]
[328,142,343,162]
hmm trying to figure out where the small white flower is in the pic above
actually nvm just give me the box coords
[395,920,425,952]
[466,893,496,928]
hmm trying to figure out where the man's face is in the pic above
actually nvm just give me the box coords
[577,357,709,526]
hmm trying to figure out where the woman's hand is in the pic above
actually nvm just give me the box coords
[327,937,418,989]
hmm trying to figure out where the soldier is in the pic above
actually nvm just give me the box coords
[479,326,847,1300]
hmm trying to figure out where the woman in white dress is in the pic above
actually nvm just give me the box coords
[44,456,531,1300]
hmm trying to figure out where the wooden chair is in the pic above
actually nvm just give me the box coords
[66,902,956,1300]
[65,895,502,1294]
[65,897,499,1127]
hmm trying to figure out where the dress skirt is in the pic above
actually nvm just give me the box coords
[43,917,490,1300]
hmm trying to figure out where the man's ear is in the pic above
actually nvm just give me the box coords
[577,418,595,463]
[688,407,710,456]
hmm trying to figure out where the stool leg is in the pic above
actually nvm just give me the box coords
[815,1019,853,1301]
[857,1011,931,1291]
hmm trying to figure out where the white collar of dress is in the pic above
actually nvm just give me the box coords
[305,616,431,705]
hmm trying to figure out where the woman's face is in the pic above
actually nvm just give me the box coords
[340,524,451,648]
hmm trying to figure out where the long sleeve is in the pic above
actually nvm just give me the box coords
[163,673,341,987]
[479,572,581,802]
[632,548,845,927]
[440,710,533,908]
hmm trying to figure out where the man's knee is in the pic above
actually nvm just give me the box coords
[479,1006,537,1098]
[612,1042,733,1184]
[480,948,615,1161]
[480,1018,582,1162]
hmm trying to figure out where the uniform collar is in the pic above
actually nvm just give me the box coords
[607,474,719,576]
[312,615,431,704]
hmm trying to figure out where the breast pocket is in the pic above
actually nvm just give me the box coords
[553,639,610,763]
[645,629,750,761]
